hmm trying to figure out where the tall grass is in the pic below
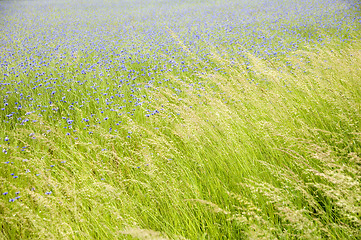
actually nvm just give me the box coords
[1,38,361,239]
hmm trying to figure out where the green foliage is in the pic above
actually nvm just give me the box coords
[1,39,361,239]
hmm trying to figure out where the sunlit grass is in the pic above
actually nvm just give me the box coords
[1,35,360,239]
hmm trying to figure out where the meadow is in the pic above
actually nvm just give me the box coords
[1,0,361,239]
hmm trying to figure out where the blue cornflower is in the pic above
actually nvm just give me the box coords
[4,137,9,142]
[2,192,8,195]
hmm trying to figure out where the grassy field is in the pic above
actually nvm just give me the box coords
[1,0,361,239]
